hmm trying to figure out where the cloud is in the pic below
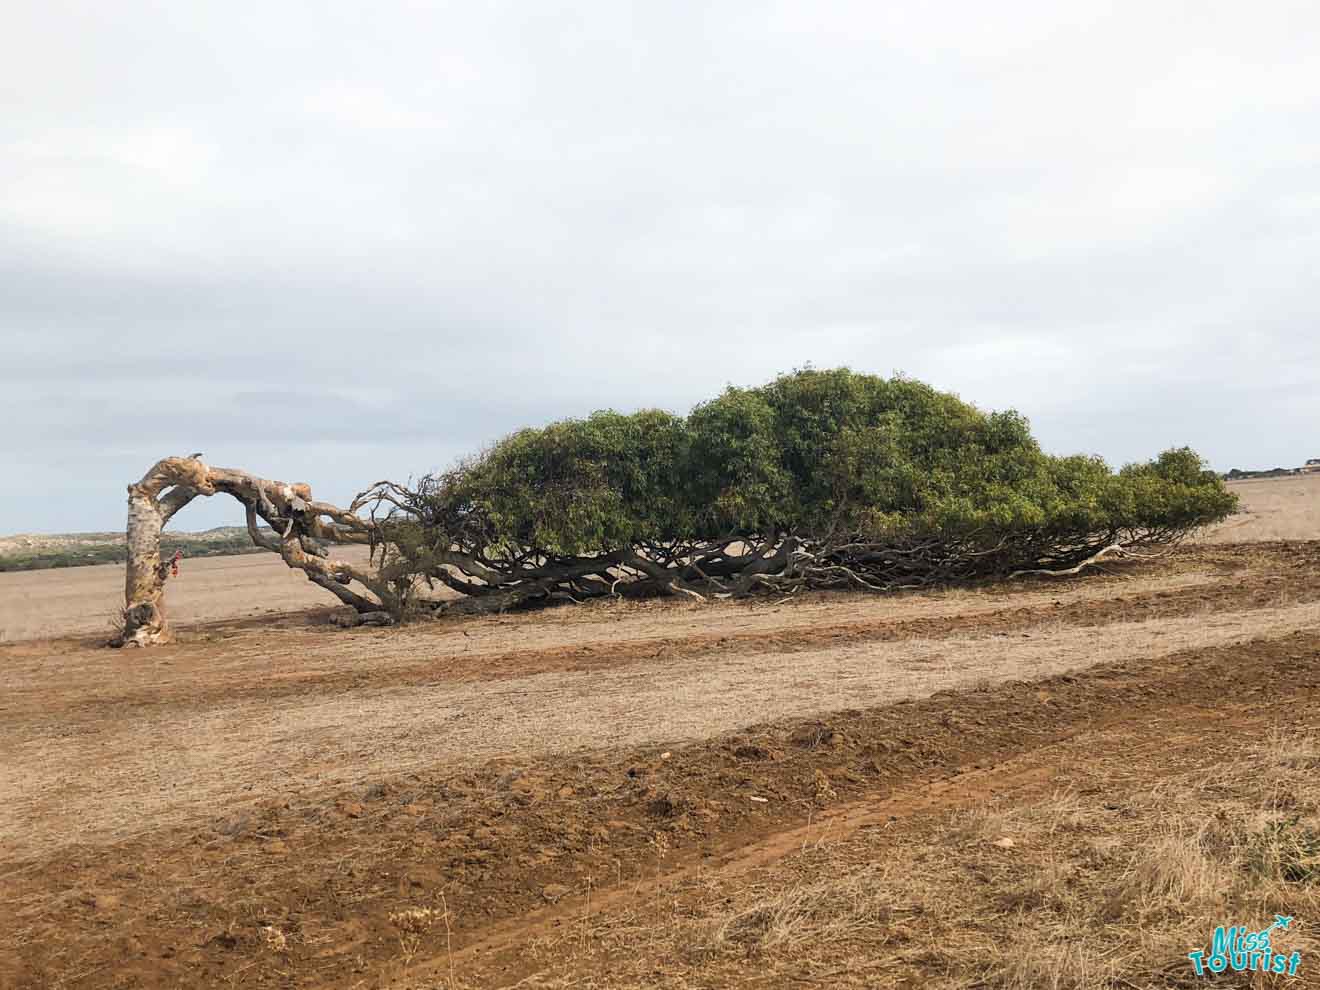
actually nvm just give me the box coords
[1,0,1317,531]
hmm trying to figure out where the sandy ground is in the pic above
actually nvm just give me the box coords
[0,546,375,642]
[1200,471,1320,543]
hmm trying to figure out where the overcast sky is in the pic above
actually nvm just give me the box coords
[3,1,1317,533]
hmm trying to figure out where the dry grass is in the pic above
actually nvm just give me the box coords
[994,933,1119,990]
[503,726,1320,989]
[390,907,445,934]
[692,866,899,956]
[1272,731,1320,772]
[259,925,288,952]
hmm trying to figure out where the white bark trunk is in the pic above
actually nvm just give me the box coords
[121,483,170,645]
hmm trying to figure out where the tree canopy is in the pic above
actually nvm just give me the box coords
[385,368,1235,610]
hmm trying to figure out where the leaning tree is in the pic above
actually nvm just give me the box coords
[119,369,1238,645]
[118,457,406,645]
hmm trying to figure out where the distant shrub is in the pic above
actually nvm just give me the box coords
[0,535,267,572]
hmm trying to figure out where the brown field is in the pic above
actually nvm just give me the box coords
[0,546,380,643]
[1200,473,1320,544]
[1,477,1318,988]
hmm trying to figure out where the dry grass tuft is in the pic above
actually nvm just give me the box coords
[947,803,1014,846]
[1111,827,1226,916]
[1270,731,1320,771]
[1242,816,1320,885]
[259,925,288,952]
[689,864,897,957]
[389,907,443,934]
[993,929,1118,990]
[998,858,1077,914]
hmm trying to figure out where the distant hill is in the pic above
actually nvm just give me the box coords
[0,527,271,572]
[1223,467,1302,480]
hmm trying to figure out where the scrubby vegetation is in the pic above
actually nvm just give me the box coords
[0,529,265,572]
[370,368,1237,613]
[1224,466,1301,480]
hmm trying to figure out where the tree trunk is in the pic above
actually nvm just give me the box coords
[121,482,171,645]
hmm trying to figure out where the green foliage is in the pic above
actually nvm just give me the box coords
[414,368,1237,568]
[444,408,691,555]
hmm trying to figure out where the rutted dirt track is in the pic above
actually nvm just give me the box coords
[1,542,1319,988]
